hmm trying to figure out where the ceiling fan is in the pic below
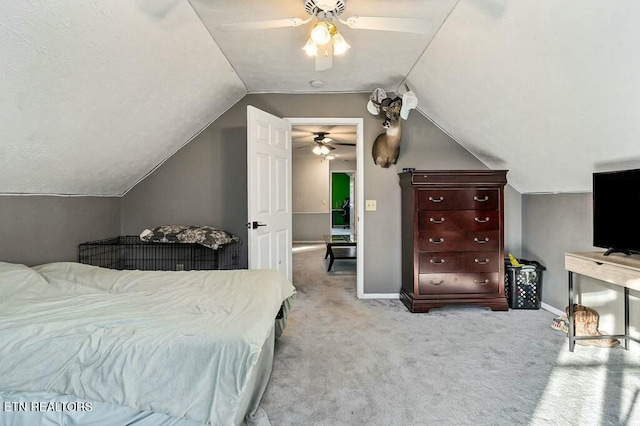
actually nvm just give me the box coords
[218,0,430,71]
[295,131,355,155]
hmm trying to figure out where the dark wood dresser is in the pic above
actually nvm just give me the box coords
[399,170,509,313]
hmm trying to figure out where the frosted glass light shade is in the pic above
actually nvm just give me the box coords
[311,21,331,45]
[332,33,350,55]
[312,145,331,155]
[302,37,317,56]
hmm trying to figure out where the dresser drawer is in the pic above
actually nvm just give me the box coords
[417,189,498,211]
[419,251,500,273]
[418,272,499,295]
[418,230,499,252]
[419,210,499,232]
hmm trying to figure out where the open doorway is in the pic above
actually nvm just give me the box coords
[330,171,355,235]
[287,117,364,298]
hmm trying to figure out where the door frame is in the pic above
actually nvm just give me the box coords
[286,117,365,299]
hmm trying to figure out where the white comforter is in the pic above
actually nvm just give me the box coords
[0,262,295,425]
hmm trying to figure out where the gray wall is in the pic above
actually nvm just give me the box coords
[292,156,330,242]
[0,196,120,266]
[522,193,594,310]
[121,113,248,264]
[122,93,523,294]
[293,213,329,242]
[522,193,639,337]
[504,185,523,258]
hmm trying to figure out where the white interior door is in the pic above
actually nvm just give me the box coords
[247,105,292,282]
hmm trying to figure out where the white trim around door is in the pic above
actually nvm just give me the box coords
[286,117,365,299]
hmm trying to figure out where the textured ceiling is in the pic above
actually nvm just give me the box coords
[3,0,639,195]
[1,0,245,195]
[190,0,457,93]
[407,0,640,193]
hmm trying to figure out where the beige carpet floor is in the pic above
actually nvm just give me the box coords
[260,244,640,425]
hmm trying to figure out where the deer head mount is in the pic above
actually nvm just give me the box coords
[367,87,418,168]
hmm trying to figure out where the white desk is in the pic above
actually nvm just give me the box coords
[565,251,640,352]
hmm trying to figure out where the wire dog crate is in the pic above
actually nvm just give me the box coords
[78,236,239,271]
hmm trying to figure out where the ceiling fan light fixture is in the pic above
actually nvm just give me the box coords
[312,144,331,155]
[310,20,333,45]
[302,37,318,56]
[332,33,350,55]
[325,154,336,160]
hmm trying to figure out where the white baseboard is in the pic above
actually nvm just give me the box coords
[361,293,400,299]
[358,295,567,315]
[541,302,564,316]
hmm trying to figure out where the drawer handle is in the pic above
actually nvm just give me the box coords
[430,217,445,224]
[474,279,489,285]
[429,259,446,264]
[429,237,444,244]
[475,258,490,264]
[428,196,444,203]
[474,196,489,202]
[430,280,444,285]
[475,217,490,223]
[474,237,490,244]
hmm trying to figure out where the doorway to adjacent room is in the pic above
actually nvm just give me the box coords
[288,117,364,298]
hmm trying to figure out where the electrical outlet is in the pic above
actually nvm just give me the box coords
[365,200,377,211]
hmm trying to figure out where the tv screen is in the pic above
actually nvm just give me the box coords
[593,168,640,255]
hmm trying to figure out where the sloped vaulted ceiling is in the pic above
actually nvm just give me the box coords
[3,0,640,195]
[408,0,640,193]
[1,0,245,196]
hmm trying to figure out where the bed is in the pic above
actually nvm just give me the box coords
[0,261,295,426]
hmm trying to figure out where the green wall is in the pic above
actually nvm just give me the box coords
[332,173,350,225]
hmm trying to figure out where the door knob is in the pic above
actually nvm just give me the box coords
[250,221,267,229]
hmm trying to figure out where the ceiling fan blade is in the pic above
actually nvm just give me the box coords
[333,142,356,146]
[341,16,430,34]
[218,17,307,32]
[315,43,333,71]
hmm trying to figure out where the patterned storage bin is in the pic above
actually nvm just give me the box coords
[504,260,546,309]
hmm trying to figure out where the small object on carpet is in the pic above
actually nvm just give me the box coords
[551,316,568,334]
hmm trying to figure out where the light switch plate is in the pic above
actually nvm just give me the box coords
[365,200,377,211]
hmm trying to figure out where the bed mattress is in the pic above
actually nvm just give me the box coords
[0,262,295,425]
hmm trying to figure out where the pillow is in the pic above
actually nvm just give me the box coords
[140,225,240,250]
[0,261,50,300]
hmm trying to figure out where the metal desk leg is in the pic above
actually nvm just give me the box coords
[568,271,575,352]
[324,244,330,259]
[625,287,630,350]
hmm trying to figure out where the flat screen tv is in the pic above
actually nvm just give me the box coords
[593,168,640,256]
